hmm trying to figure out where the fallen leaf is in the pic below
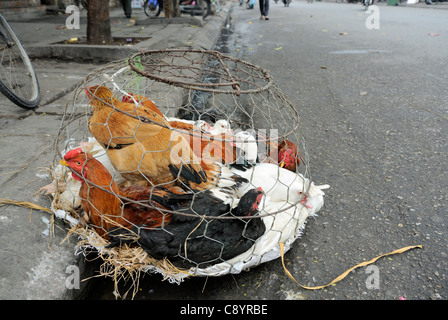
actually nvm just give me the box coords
[320,66,327,69]
[339,32,349,36]
[322,29,328,32]
[66,37,78,43]
[428,33,439,36]
[360,91,368,96]
[274,46,283,51]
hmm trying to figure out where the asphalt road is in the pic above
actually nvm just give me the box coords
[89,1,447,300]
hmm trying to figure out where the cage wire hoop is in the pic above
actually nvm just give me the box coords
[50,48,321,284]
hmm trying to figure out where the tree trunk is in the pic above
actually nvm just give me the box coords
[173,0,180,17]
[87,0,113,45]
[164,0,180,18]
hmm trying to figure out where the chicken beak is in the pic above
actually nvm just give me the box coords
[279,161,285,168]
[59,159,68,166]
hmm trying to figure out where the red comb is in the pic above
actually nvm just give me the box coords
[64,148,82,160]
[122,93,133,103]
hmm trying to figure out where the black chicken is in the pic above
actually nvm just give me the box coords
[108,187,265,268]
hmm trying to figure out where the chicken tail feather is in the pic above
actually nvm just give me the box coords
[168,164,208,185]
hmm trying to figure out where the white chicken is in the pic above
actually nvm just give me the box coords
[212,119,233,135]
[231,163,329,205]
[233,130,258,164]
[191,187,325,277]
[192,119,233,135]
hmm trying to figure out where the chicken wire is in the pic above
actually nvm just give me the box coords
[49,49,327,287]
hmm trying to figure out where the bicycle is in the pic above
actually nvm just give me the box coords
[0,13,40,109]
[143,0,162,17]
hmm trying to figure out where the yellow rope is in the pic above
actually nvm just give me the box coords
[280,242,422,290]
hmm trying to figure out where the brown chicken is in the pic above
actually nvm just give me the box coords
[278,139,302,172]
[121,92,164,117]
[60,148,176,238]
[257,132,302,172]
[85,86,219,190]
[170,123,236,165]
[122,91,238,163]
[122,93,235,165]
[86,85,169,148]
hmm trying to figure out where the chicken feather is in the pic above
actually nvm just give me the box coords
[85,85,212,189]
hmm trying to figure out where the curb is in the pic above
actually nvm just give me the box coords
[28,5,232,62]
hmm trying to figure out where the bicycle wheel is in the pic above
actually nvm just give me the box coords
[0,15,40,109]
[144,0,162,17]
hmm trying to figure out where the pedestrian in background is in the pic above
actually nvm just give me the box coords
[259,0,269,20]
[203,0,212,20]
[121,0,132,18]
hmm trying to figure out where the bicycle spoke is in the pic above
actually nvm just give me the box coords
[0,42,34,101]
[0,15,40,108]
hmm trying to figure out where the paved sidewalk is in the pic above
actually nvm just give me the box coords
[0,2,231,300]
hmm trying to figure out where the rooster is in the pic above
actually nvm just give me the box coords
[85,86,214,189]
[108,187,265,268]
[60,148,180,238]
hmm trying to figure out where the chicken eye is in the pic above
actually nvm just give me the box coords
[76,161,81,166]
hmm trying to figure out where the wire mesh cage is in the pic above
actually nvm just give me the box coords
[49,49,328,288]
